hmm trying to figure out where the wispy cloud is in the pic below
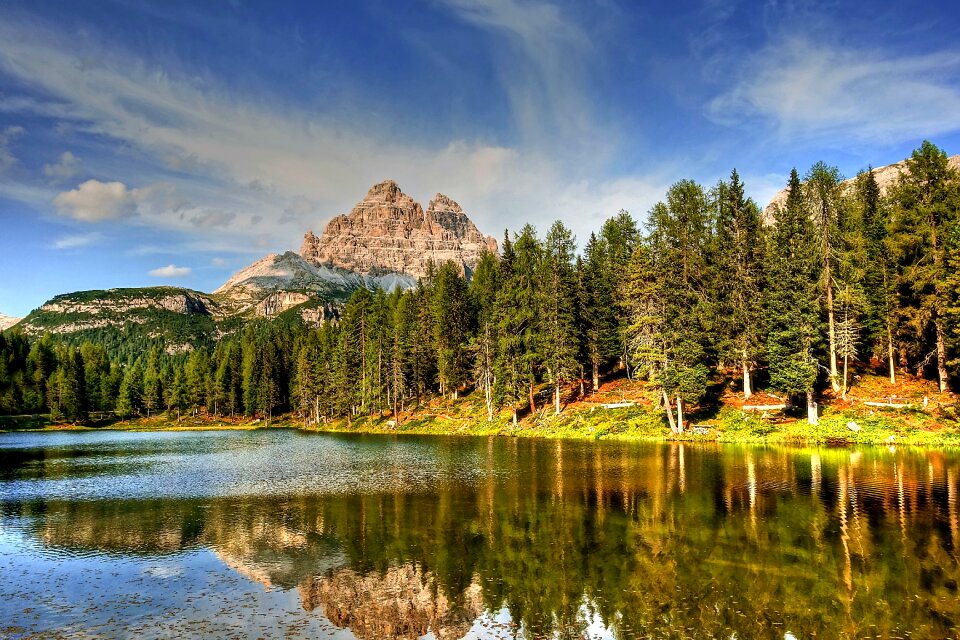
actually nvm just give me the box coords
[0,8,658,252]
[439,0,598,149]
[709,37,960,144]
[43,151,80,180]
[148,264,191,277]
[53,232,102,249]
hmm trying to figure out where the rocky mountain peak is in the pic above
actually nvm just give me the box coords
[300,179,497,280]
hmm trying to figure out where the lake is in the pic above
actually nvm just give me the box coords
[1,430,958,639]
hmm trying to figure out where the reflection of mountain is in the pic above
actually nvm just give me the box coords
[8,442,960,638]
[300,564,483,640]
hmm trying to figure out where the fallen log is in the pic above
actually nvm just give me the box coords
[601,401,636,409]
[743,404,786,411]
[864,401,914,409]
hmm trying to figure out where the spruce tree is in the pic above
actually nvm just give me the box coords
[889,140,960,391]
[766,169,821,423]
[711,169,765,399]
[857,168,898,383]
[580,233,618,392]
[540,221,579,414]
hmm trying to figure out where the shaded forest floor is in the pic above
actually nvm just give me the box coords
[4,370,959,446]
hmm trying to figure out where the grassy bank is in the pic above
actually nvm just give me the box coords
[4,374,959,446]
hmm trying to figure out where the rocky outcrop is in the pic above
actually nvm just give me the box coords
[300,180,497,280]
[299,564,484,640]
[215,251,415,315]
[763,154,960,220]
[0,313,20,331]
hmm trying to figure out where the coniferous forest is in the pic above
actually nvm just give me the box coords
[2,141,959,431]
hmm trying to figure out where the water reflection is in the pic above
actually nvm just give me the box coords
[2,433,960,638]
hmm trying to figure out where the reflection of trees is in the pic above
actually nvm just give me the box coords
[7,441,960,638]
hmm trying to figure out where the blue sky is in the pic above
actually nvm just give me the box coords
[1,0,959,317]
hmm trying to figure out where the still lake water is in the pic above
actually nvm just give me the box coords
[1,430,959,639]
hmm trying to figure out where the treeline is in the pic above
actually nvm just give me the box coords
[1,141,958,428]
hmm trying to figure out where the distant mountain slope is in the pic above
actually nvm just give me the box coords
[215,251,414,316]
[763,154,960,219]
[18,287,220,353]
[0,313,20,331]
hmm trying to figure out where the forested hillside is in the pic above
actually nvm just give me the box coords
[2,141,959,430]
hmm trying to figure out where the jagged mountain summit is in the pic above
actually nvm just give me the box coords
[300,179,498,280]
[763,154,960,219]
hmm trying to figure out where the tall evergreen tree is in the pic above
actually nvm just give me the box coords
[711,169,765,399]
[805,162,845,392]
[580,233,618,392]
[540,221,579,414]
[890,140,960,391]
[766,169,821,423]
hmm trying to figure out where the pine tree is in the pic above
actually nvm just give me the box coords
[580,233,618,392]
[116,361,144,419]
[647,181,713,430]
[766,169,821,423]
[431,262,470,400]
[599,211,640,377]
[805,162,844,392]
[513,225,543,414]
[890,140,960,391]
[540,221,579,414]
[469,250,500,421]
[711,169,765,399]
[494,233,525,425]
[857,168,898,383]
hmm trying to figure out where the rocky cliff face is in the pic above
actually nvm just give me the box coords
[300,180,497,280]
[763,154,960,220]
[0,313,20,331]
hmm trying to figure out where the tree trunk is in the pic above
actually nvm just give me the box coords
[887,322,896,385]
[826,277,840,392]
[453,388,459,401]
[676,396,684,434]
[806,391,818,425]
[512,406,518,426]
[936,315,949,392]
[662,388,677,434]
[742,353,752,400]
[529,381,536,414]
[592,361,600,393]
[554,383,561,416]
[842,354,848,401]
[485,379,493,422]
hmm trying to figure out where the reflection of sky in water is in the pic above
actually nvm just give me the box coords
[0,430,500,501]
[0,527,354,638]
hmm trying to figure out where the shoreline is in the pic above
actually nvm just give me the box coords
[5,405,958,448]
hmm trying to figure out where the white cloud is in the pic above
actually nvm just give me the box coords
[43,151,80,179]
[148,264,191,277]
[0,125,25,172]
[211,257,227,266]
[0,14,650,251]
[53,179,139,222]
[53,232,101,249]
[709,37,960,144]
